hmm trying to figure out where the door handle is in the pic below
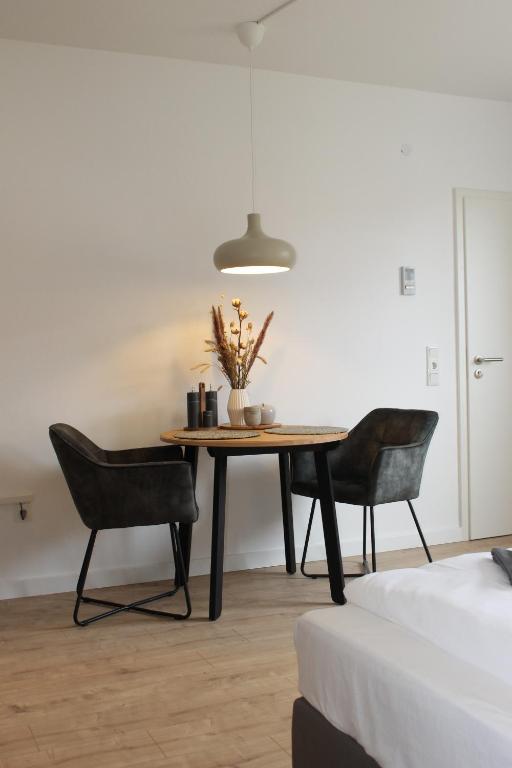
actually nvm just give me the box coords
[473,355,504,364]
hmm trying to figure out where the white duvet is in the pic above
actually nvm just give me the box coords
[345,551,512,685]
[295,551,512,768]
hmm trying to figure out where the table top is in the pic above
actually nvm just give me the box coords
[160,427,348,450]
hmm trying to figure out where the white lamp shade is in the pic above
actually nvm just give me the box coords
[214,213,296,274]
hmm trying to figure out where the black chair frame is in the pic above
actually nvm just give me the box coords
[301,498,432,577]
[74,522,191,626]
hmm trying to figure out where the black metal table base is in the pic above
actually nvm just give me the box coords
[314,450,346,605]
[174,445,198,589]
[209,453,227,621]
[176,441,347,621]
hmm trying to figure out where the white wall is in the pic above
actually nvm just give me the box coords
[1,38,512,599]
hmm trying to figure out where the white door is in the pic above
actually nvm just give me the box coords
[461,190,512,539]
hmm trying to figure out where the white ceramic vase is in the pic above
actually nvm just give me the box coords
[227,388,250,426]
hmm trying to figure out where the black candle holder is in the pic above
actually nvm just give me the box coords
[187,391,200,429]
[205,389,218,427]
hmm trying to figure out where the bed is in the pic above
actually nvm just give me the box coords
[293,552,512,768]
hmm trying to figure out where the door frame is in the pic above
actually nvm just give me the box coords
[454,188,512,540]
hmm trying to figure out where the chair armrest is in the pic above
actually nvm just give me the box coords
[93,460,198,529]
[105,445,183,464]
[368,442,429,505]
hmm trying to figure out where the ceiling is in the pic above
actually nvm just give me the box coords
[1,0,511,102]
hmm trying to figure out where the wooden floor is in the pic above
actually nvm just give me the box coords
[1,535,511,768]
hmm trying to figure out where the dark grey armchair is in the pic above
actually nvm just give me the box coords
[291,408,438,575]
[49,423,199,625]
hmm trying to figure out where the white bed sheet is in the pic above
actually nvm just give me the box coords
[295,604,512,768]
[345,551,512,686]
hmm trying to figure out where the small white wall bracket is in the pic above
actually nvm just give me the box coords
[0,492,33,520]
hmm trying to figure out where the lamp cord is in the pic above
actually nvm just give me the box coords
[257,0,297,23]
[249,53,256,213]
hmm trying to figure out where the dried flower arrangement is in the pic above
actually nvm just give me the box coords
[193,298,274,390]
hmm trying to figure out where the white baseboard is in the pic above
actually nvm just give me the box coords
[0,526,465,600]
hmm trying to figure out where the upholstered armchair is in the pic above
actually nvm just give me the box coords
[50,424,199,625]
[291,408,438,575]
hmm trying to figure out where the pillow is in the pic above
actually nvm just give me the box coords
[491,547,512,585]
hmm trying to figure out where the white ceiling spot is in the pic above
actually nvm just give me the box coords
[1,0,512,102]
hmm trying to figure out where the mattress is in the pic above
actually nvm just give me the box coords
[345,551,512,686]
[295,603,512,768]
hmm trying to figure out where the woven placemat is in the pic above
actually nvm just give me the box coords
[173,429,260,440]
[265,426,347,435]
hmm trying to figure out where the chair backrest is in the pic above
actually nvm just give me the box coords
[50,423,106,462]
[341,408,438,482]
[49,423,106,528]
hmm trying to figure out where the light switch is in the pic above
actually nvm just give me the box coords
[426,346,439,386]
[401,266,416,295]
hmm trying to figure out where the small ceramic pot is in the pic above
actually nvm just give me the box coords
[244,405,262,426]
[260,403,276,425]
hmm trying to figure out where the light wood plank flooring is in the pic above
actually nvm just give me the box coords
[1,535,511,768]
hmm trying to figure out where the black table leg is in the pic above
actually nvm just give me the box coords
[184,445,199,482]
[175,446,198,588]
[209,453,228,620]
[314,450,346,604]
[279,452,296,574]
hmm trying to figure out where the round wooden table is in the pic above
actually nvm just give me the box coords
[160,427,348,620]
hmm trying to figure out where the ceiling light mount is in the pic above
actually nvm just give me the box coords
[236,21,265,51]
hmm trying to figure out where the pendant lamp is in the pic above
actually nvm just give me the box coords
[213,20,296,274]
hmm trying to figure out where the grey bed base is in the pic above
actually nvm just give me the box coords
[292,698,382,768]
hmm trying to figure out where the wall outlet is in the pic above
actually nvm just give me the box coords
[426,346,439,386]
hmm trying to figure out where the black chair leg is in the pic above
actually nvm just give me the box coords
[73,530,97,625]
[300,498,367,579]
[300,499,323,578]
[369,506,377,572]
[73,523,192,627]
[170,523,192,616]
[407,500,433,563]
